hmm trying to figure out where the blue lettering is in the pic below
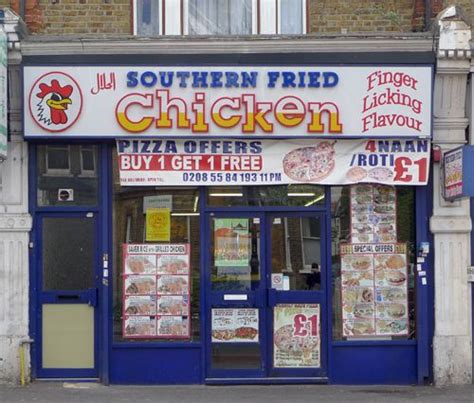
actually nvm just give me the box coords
[241,72,258,88]
[159,72,173,87]
[307,72,321,88]
[250,141,262,154]
[117,140,130,153]
[282,72,296,88]
[141,71,158,88]
[323,72,339,87]
[225,72,239,88]
[184,140,197,153]
[192,72,208,88]
[210,72,223,88]
[126,71,138,88]
[267,72,280,88]
[176,71,190,88]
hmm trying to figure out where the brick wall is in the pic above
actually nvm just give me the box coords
[3,0,131,35]
[308,0,417,33]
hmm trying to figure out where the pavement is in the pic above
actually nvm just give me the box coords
[0,382,473,403]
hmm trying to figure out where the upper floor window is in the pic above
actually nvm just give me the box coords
[134,0,306,36]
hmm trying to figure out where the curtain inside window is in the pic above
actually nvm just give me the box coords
[137,0,160,36]
[188,0,252,35]
[280,0,303,34]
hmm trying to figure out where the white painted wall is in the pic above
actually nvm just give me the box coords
[431,6,473,385]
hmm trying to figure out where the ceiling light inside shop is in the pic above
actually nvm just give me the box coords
[193,196,199,212]
[209,193,243,197]
[287,193,316,197]
[304,195,325,207]
[171,212,200,216]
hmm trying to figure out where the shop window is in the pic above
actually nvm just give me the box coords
[112,152,201,342]
[79,145,97,177]
[45,145,71,176]
[331,185,416,340]
[36,145,99,207]
[134,0,306,36]
[301,217,321,270]
[207,185,324,207]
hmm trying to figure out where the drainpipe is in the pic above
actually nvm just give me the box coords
[19,339,33,386]
[424,0,431,31]
[19,0,25,21]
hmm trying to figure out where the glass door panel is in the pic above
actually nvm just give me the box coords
[270,216,322,291]
[268,213,327,377]
[208,214,265,377]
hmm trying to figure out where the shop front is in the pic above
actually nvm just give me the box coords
[24,62,433,384]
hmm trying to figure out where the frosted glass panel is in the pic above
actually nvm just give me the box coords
[42,217,94,291]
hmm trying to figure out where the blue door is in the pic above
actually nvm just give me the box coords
[35,212,100,378]
[206,211,327,382]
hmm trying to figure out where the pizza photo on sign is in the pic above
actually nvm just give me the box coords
[282,142,335,182]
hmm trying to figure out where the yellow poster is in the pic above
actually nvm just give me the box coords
[146,208,171,241]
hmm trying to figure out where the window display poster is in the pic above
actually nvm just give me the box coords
[214,218,250,267]
[146,208,171,241]
[340,243,408,337]
[350,184,397,244]
[122,243,191,338]
[273,304,320,368]
[211,308,259,343]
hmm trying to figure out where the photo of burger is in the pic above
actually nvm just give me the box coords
[375,269,406,287]
[386,270,406,287]
[376,303,407,319]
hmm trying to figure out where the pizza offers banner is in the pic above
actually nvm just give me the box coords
[24,66,431,138]
[116,138,430,186]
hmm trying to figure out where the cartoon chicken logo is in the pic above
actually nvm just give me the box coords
[29,72,83,133]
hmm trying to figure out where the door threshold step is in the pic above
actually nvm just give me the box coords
[205,377,328,385]
[35,378,100,382]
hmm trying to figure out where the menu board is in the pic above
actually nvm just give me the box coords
[350,184,397,244]
[273,304,320,368]
[122,243,191,338]
[340,243,408,337]
[211,308,259,343]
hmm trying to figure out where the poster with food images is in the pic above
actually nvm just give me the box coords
[273,304,320,368]
[123,316,156,337]
[211,308,259,343]
[214,218,251,267]
[124,295,157,316]
[157,295,189,316]
[340,243,408,337]
[122,243,191,338]
[156,315,189,337]
[124,275,157,295]
[350,184,397,244]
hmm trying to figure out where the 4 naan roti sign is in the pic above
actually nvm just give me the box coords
[116,138,430,186]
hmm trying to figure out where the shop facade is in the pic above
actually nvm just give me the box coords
[0,6,472,386]
[23,55,434,385]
